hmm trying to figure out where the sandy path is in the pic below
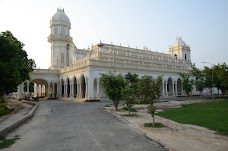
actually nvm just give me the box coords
[105,100,228,151]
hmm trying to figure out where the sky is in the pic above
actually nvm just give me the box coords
[1,0,227,69]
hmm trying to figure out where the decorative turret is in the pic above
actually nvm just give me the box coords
[48,8,73,69]
[169,37,191,61]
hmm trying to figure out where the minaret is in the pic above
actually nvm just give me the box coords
[169,37,191,61]
[48,8,73,69]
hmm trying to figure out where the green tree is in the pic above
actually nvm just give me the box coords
[100,73,125,111]
[179,73,193,95]
[0,31,36,99]
[191,66,205,96]
[122,73,139,115]
[214,63,228,95]
[138,75,161,126]
[154,76,163,101]
[203,66,213,92]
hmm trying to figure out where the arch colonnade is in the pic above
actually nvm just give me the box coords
[17,75,185,100]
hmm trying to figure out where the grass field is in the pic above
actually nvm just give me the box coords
[156,101,228,136]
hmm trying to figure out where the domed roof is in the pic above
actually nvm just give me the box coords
[51,8,70,23]
[172,37,187,47]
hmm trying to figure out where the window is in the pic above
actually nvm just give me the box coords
[54,27,58,34]
[185,54,187,60]
[61,53,64,63]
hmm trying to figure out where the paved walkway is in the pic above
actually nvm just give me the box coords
[0,103,33,136]
[2,100,165,151]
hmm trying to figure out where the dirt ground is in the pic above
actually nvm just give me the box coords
[104,100,228,151]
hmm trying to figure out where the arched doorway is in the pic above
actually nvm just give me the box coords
[81,75,86,98]
[67,78,70,97]
[61,79,64,97]
[177,78,182,95]
[168,77,173,96]
[74,77,77,98]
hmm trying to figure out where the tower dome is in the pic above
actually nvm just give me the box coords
[50,8,71,28]
[172,37,187,47]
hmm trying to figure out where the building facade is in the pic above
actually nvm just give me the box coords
[17,8,194,101]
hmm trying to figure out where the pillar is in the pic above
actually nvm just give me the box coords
[175,81,178,96]
[71,82,74,98]
[85,80,88,99]
[165,81,168,96]
[77,81,81,98]
[27,81,30,94]
[48,83,50,98]
[97,79,100,98]
[65,83,67,97]
[162,81,165,96]
[172,81,175,96]
[52,84,55,97]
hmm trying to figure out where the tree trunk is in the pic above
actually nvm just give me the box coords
[152,114,155,126]
[113,100,119,111]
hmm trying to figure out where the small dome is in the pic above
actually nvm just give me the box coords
[172,37,187,47]
[51,8,70,23]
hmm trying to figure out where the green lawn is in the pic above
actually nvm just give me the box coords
[0,103,12,117]
[156,101,228,136]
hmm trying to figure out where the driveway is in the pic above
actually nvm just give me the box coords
[3,100,164,151]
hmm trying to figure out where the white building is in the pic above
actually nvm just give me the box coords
[17,8,194,101]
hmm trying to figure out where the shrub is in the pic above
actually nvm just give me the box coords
[144,122,165,128]
[122,106,137,112]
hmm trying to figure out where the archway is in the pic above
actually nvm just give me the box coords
[81,75,86,98]
[177,78,182,95]
[50,83,53,97]
[168,77,173,96]
[31,79,48,98]
[67,78,70,97]
[61,79,64,97]
[74,77,77,98]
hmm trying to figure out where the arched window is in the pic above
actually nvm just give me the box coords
[174,54,177,59]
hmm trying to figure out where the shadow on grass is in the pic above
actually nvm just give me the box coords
[0,135,20,149]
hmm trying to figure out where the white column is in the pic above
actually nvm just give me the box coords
[162,81,165,96]
[65,84,67,97]
[59,83,62,97]
[40,85,42,97]
[175,81,178,96]
[97,80,100,99]
[87,78,94,100]
[85,80,88,99]
[48,83,50,98]
[37,85,39,97]
[27,81,30,93]
[52,84,55,97]
[71,82,74,98]
[21,82,24,95]
[77,81,81,98]
[172,81,175,96]
[165,81,168,96]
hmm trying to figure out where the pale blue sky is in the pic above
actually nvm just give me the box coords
[1,0,227,69]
